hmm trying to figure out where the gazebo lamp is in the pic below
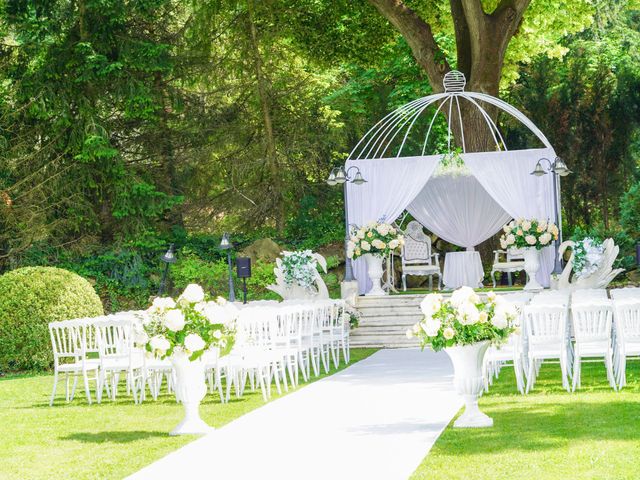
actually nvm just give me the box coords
[530,157,572,275]
[158,243,177,296]
[326,165,367,282]
[219,233,236,302]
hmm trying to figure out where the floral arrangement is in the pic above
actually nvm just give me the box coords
[280,250,318,290]
[407,287,518,351]
[499,218,559,250]
[347,221,404,260]
[343,304,361,329]
[136,284,237,361]
[572,237,605,279]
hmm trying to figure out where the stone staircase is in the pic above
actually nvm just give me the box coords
[350,295,425,348]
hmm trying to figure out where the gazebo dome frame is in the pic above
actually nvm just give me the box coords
[347,70,553,161]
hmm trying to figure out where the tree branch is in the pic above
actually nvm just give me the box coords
[449,0,471,77]
[368,0,450,91]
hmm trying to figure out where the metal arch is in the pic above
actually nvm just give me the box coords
[346,77,553,161]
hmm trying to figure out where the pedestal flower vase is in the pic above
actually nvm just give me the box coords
[170,352,213,436]
[445,341,493,428]
[523,248,543,292]
[363,254,386,296]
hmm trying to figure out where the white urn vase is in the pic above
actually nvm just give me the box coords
[444,340,493,428]
[169,351,213,436]
[363,253,386,296]
[522,247,543,292]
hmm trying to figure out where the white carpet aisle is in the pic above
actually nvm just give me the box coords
[128,348,462,480]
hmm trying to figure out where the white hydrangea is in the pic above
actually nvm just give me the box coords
[179,284,205,304]
[450,286,479,307]
[389,239,399,249]
[164,309,186,332]
[421,318,441,337]
[376,223,390,236]
[361,241,371,251]
[420,293,443,316]
[539,232,552,245]
[148,296,176,314]
[184,333,205,352]
[150,335,170,353]
[525,235,537,246]
[457,301,480,325]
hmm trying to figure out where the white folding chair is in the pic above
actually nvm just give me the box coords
[612,300,640,388]
[610,288,640,301]
[95,319,145,404]
[49,320,100,405]
[571,301,616,391]
[524,304,572,393]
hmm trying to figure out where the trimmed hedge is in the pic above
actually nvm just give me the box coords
[0,267,104,372]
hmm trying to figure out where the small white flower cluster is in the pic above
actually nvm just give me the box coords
[406,287,518,349]
[280,250,318,290]
[499,218,559,250]
[572,237,605,279]
[347,221,404,260]
[138,284,238,359]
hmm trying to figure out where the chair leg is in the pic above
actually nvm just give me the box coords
[50,370,59,406]
[83,371,92,405]
[429,276,433,291]
[525,359,535,394]
[507,272,513,286]
[491,271,497,289]
[605,353,617,390]
[402,274,407,292]
[571,355,579,392]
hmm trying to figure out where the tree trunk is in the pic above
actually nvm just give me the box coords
[369,0,531,152]
[247,2,285,231]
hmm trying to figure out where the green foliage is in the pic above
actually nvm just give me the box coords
[620,182,640,241]
[0,267,104,372]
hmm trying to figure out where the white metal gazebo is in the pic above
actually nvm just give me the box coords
[331,71,567,294]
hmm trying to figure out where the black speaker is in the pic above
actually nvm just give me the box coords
[236,257,252,278]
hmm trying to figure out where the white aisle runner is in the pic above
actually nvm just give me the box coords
[128,348,462,480]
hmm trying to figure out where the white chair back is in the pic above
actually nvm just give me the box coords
[610,288,640,301]
[571,302,613,342]
[49,320,83,362]
[402,221,432,265]
[524,305,567,345]
[613,301,640,342]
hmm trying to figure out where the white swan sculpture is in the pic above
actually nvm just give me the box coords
[267,253,330,300]
[556,238,624,290]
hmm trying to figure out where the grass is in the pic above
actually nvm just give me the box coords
[411,359,640,480]
[0,348,377,480]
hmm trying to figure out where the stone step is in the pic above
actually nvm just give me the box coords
[351,325,413,336]
[350,334,420,348]
[357,307,422,318]
[357,318,421,329]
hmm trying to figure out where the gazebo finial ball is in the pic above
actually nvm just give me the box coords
[443,70,466,93]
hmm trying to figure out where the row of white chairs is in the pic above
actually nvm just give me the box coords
[48,300,350,406]
[485,288,640,395]
[212,300,350,403]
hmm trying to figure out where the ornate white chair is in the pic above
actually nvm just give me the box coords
[491,248,525,287]
[401,221,441,291]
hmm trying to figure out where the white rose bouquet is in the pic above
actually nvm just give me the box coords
[347,221,404,260]
[499,218,559,250]
[137,284,237,361]
[281,250,318,290]
[572,237,605,279]
[407,287,518,351]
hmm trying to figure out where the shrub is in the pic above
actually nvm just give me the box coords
[0,267,104,372]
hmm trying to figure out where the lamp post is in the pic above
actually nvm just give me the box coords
[158,243,177,296]
[219,233,236,302]
[530,157,572,275]
[327,165,367,282]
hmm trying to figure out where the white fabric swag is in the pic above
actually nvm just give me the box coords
[345,155,442,294]
[407,173,511,251]
[463,148,557,287]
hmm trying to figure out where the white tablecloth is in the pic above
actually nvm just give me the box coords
[443,251,484,290]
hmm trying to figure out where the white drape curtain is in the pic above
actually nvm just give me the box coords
[345,155,441,294]
[407,173,512,250]
[463,148,557,286]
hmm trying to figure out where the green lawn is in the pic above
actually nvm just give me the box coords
[0,348,377,480]
[411,359,640,480]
